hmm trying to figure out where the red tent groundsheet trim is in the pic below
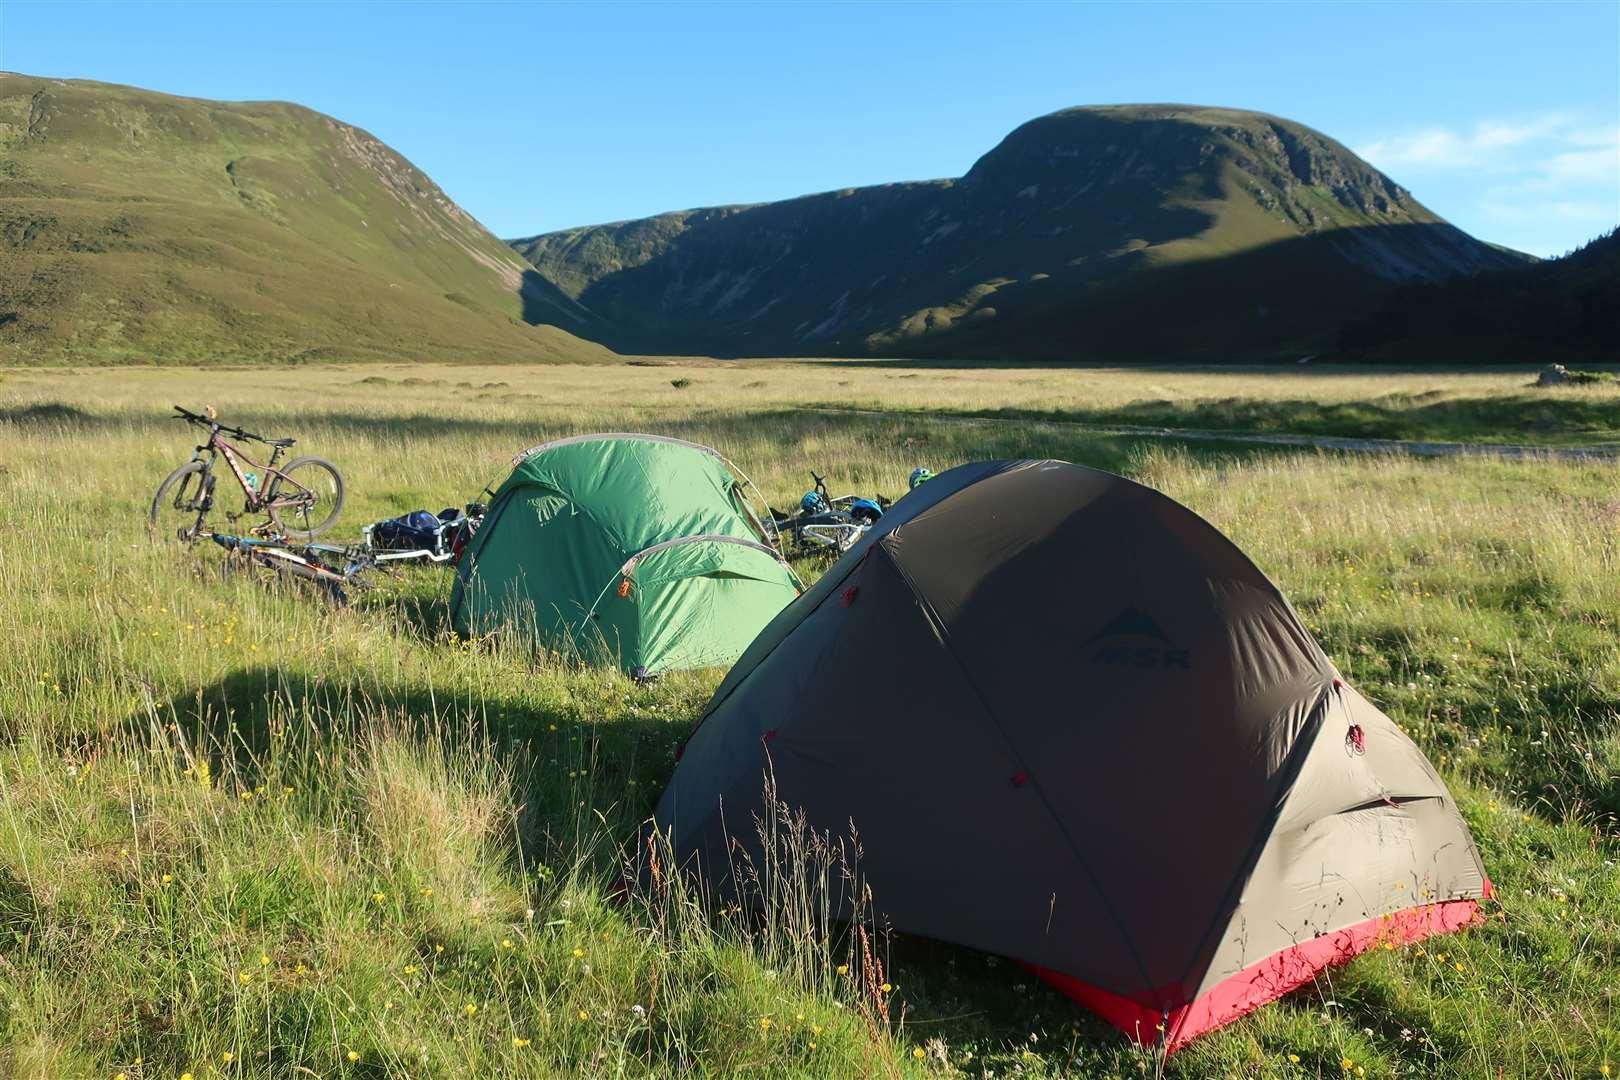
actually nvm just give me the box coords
[1026,886,1489,1053]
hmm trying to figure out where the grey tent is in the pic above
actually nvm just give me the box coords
[653,460,1489,1051]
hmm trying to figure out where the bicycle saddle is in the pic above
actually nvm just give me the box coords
[268,437,297,448]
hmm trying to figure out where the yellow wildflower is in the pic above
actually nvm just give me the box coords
[259,954,270,966]
[1288,1054,1300,1064]
[836,964,848,975]
[513,1037,531,1048]
[880,982,892,993]
[501,938,514,950]
[372,891,386,903]
[238,972,252,984]
[404,964,418,975]
[913,1047,925,1059]
[573,947,585,958]
[759,1017,772,1031]
[1341,1058,1353,1070]
[578,1009,590,1021]
[464,1003,478,1016]
[347,1050,360,1062]
[222,1051,234,1063]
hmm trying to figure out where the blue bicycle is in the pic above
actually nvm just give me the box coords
[210,533,376,606]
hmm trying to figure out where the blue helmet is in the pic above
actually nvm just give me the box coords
[909,467,935,490]
[800,491,829,515]
[847,497,883,525]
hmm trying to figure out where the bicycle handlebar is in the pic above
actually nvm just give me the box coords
[173,404,269,445]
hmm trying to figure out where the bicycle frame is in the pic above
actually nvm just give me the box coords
[211,533,375,586]
[191,426,311,514]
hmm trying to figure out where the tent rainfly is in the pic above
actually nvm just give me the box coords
[653,459,1490,1052]
[451,433,801,675]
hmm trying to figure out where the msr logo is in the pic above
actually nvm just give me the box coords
[1083,606,1192,670]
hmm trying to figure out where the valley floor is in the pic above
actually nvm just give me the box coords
[0,360,1615,1078]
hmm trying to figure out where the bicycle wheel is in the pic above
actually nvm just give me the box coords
[149,461,212,542]
[265,456,345,539]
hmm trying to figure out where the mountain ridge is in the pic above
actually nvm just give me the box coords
[512,103,1528,360]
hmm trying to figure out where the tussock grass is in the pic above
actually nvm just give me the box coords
[0,362,1614,1077]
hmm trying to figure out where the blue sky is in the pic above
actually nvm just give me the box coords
[4,1,1616,256]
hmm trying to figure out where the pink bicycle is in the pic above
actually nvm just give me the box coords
[150,405,345,542]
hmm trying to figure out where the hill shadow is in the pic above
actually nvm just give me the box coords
[918,223,1524,365]
[1340,227,1619,360]
[518,268,595,330]
[527,221,1525,363]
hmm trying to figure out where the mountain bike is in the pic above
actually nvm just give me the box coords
[210,533,375,606]
[765,472,889,556]
[150,405,345,542]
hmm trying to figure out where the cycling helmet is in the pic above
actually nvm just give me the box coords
[908,467,935,490]
[848,497,883,525]
[800,491,829,515]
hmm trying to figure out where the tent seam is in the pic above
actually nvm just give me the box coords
[1171,683,1337,997]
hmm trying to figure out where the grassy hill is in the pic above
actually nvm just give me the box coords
[0,73,607,365]
[512,105,1527,361]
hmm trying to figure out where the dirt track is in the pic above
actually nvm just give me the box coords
[809,407,1620,462]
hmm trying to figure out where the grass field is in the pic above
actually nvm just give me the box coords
[1,361,1616,1078]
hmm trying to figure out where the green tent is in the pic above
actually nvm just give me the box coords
[451,433,801,675]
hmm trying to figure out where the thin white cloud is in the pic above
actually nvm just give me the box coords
[1354,115,1610,172]
[1476,198,1620,223]
[1355,113,1618,255]
[1538,141,1620,184]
